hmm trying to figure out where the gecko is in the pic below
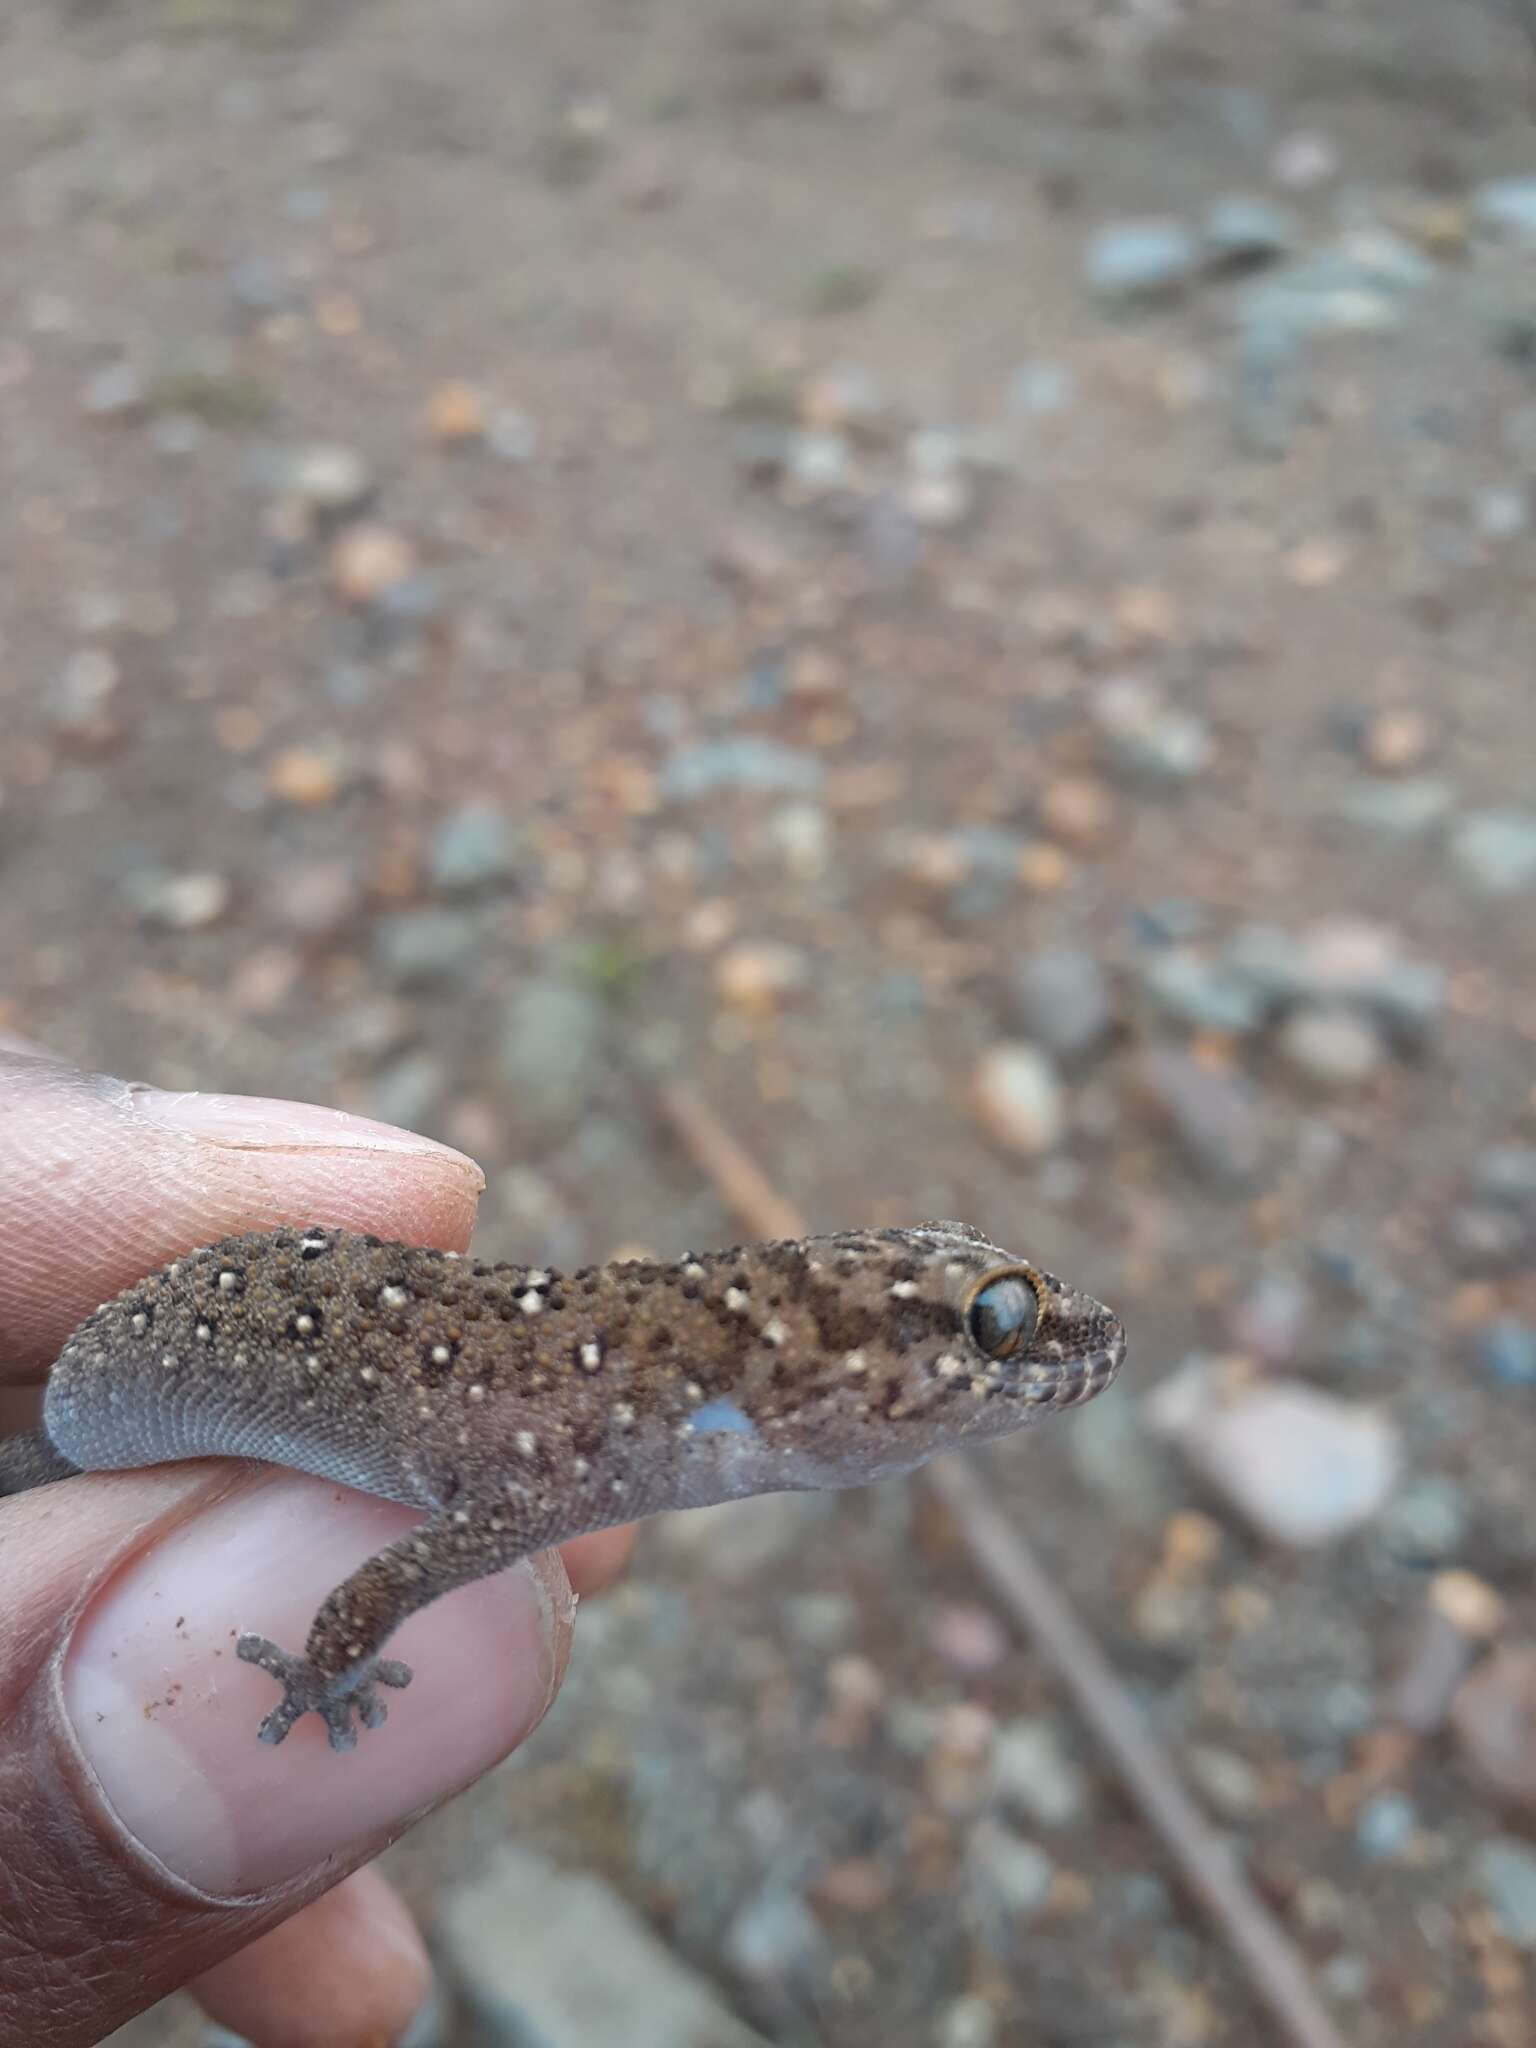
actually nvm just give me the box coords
[0,1220,1125,1752]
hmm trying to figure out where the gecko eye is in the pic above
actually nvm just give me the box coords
[966,1273,1039,1360]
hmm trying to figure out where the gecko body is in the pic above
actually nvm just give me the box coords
[8,1221,1124,1750]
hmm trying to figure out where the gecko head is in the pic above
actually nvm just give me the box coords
[740,1221,1126,1488]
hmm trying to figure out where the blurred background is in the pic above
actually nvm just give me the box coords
[5,1,1536,2043]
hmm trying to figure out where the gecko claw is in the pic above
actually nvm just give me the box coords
[237,1632,415,1751]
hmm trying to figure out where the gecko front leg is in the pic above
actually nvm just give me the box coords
[237,1501,537,1751]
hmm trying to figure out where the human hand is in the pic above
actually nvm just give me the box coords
[0,1046,631,2047]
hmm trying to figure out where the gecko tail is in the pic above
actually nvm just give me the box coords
[0,1428,82,1496]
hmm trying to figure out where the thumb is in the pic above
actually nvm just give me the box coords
[0,1464,571,2046]
[0,1049,572,2046]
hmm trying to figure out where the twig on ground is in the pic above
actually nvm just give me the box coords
[653,1078,1345,2048]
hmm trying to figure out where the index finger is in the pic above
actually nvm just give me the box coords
[0,1052,484,1379]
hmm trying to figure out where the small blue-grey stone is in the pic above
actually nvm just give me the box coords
[497,978,607,1126]
[1006,948,1114,1062]
[228,255,295,315]
[1380,1476,1469,1561]
[1473,1320,1536,1389]
[1007,361,1075,416]
[1336,777,1456,840]
[1139,949,1268,1036]
[1204,195,1296,270]
[1083,220,1198,306]
[427,803,519,894]
[1238,234,1432,341]
[659,737,824,802]
[371,909,482,986]
[1473,176,1536,246]
[1476,1146,1536,1208]
[1473,1838,1536,1948]
[1450,809,1536,895]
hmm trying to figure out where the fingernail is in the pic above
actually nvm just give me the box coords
[131,1087,479,1172]
[62,1475,570,1896]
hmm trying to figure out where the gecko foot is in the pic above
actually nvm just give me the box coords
[236,1633,413,1752]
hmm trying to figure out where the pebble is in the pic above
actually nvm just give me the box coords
[659,737,824,802]
[1226,1269,1311,1366]
[1038,774,1116,851]
[1474,483,1530,540]
[930,1604,1011,1674]
[1139,949,1267,1037]
[368,1051,449,1131]
[1276,1004,1386,1091]
[1471,1319,1536,1389]
[1271,130,1339,189]
[438,1846,770,2047]
[1152,1371,1399,1546]
[1380,1476,1469,1563]
[784,428,853,495]
[425,379,486,443]
[936,1995,999,2048]
[266,747,341,807]
[964,1820,1056,1933]
[1094,677,1212,787]
[714,941,808,1017]
[1231,318,1306,458]
[1354,1791,1417,1862]
[497,977,607,1125]
[1475,1147,1536,1209]
[281,441,374,519]
[1336,776,1456,840]
[1003,949,1114,1062]
[427,803,519,894]
[1082,219,1199,306]
[1452,1650,1536,1815]
[227,254,295,317]
[80,360,147,419]
[48,647,123,747]
[1471,1837,1536,1949]
[1007,360,1075,417]
[487,408,539,462]
[1137,1046,1268,1186]
[1449,1204,1529,1274]
[267,859,360,939]
[1362,706,1432,774]
[372,909,483,987]
[989,1717,1089,1829]
[1238,234,1432,342]
[900,466,975,531]
[1203,195,1296,272]
[128,869,231,930]
[763,802,832,881]
[1472,175,1536,246]
[1449,809,1536,895]
[724,1885,823,1990]
[1184,1745,1262,1821]
[972,1043,1065,1156]
[801,362,887,438]
[327,524,418,606]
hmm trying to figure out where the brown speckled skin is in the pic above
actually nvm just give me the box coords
[32,1220,1124,1750]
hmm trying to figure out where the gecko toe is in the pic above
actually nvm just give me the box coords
[237,1631,414,1750]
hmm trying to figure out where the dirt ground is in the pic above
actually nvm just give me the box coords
[6,2,1536,2044]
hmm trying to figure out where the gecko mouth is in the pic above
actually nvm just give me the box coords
[1012,1308,1126,1411]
